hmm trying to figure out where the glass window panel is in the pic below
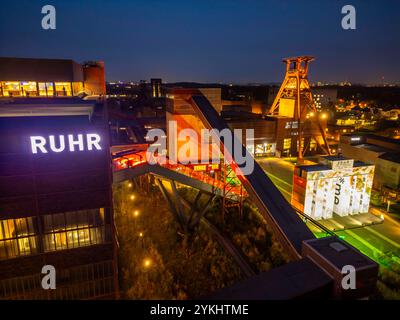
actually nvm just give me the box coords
[55,232,67,250]
[6,220,15,238]
[43,234,55,252]
[79,229,90,246]
[0,222,4,239]
[15,218,27,235]
[52,214,66,231]
[75,210,89,226]
[46,82,54,96]
[284,138,291,150]
[18,237,31,255]
[2,82,21,97]
[55,82,72,96]
[0,217,37,259]
[38,82,47,96]
[43,215,54,231]
[66,211,78,229]
[67,230,79,248]
[28,236,37,253]
[27,218,36,235]
[20,81,37,97]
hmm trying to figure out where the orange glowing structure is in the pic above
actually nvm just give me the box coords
[268,56,331,159]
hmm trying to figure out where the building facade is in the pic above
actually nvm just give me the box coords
[292,156,374,220]
[0,101,117,299]
[339,134,400,191]
[311,87,337,111]
[0,57,106,98]
[0,57,117,299]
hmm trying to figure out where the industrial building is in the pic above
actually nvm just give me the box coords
[0,57,106,98]
[339,134,400,194]
[0,57,117,299]
[291,156,374,220]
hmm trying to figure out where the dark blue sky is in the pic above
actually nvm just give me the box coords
[1,0,399,84]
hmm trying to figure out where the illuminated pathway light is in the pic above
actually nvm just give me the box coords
[143,258,152,268]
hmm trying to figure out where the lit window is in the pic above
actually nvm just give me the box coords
[38,82,47,96]
[43,208,109,252]
[1,81,21,97]
[283,138,291,150]
[38,82,55,96]
[54,82,72,96]
[255,144,264,155]
[20,81,38,96]
[0,217,38,260]
[193,165,207,171]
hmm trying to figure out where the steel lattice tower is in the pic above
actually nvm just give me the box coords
[268,56,331,160]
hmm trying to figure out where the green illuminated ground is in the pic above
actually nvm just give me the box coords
[257,157,400,298]
[257,157,400,273]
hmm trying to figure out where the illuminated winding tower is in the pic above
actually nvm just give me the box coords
[267,56,331,160]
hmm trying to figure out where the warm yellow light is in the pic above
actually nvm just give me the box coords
[143,258,151,268]
[309,112,315,117]
[130,195,135,200]
[139,232,143,237]
[134,210,139,217]
[321,113,328,119]
[128,183,132,187]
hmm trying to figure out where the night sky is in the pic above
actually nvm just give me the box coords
[0,0,399,84]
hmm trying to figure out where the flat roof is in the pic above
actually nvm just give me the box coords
[207,258,332,299]
[365,134,400,145]
[297,164,331,172]
[0,57,84,82]
[304,237,376,271]
[0,97,94,105]
[0,105,94,118]
[379,152,400,164]
[322,155,349,161]
[343,133,400,146]
[0,98,95,118]
[353,143,392,154]
[353,160,373,167]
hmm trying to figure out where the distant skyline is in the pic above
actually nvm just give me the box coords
[1,0,399,84]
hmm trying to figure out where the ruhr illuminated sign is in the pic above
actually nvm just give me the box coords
[30,134,102,154]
